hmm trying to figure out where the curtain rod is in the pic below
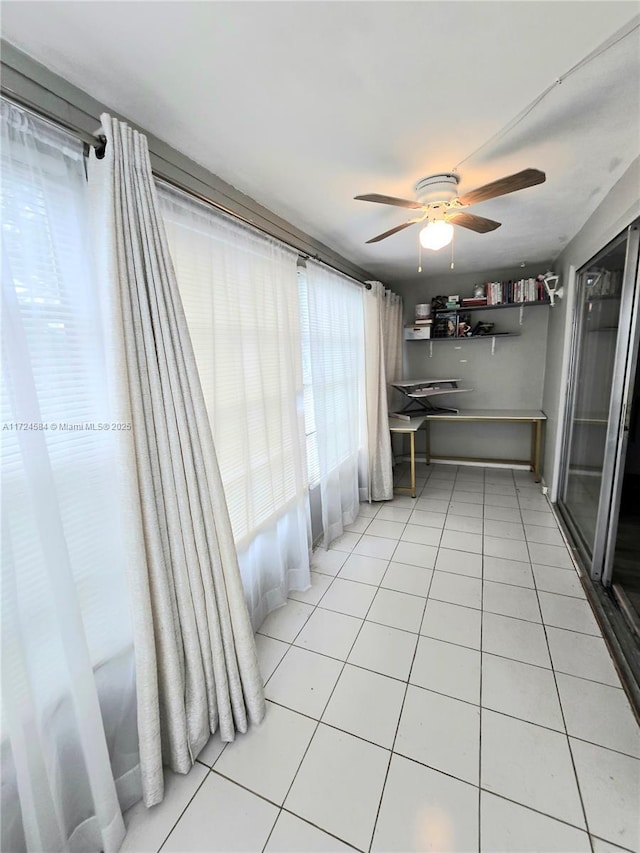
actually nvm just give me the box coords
[1,43,377,286]
[155,176,373,290]
[2,91,107,157]
[1,79,376,290]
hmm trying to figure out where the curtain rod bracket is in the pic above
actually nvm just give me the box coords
[94,134,107,159]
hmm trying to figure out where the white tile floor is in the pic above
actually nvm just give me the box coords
[122,463,640,853]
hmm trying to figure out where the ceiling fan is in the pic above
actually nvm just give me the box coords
[355,168,546,250]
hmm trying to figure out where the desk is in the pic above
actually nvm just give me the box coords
[424,409,546,482]
[389,415,427,498]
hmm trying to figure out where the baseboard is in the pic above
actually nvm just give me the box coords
[395,455,529,471]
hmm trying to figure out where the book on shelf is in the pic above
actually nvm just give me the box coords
[484,276,547,305]
[461,298,487,307]
[412,318,433,325]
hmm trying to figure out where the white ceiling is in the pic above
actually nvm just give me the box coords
[2,1,639,284]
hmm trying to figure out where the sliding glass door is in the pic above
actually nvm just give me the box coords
[559,222,640,581]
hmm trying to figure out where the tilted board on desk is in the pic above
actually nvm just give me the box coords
[389,416,428,431]
[392,379,460,388]
[407,388,472,399]
[424,409,546,421]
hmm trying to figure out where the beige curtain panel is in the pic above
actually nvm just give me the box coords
[90,114,265,807]
[363,281,395,501]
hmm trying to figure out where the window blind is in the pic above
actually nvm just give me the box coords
[157,183,308,546]
[300,260,367,544]
[1,100,132,688]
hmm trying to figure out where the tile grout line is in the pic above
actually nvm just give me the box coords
[261,506,415,853]
[476,466,489,852]
[255,551,352,853]
[259,626,626,695]
[155,767,214,852]
[253,470,614,853]
[523,510,596,853]
[304,580,596,628]
[317,551,583,588]
[214,732,612,845]
[263,676,639,762]
[357,492,419,853]
[165,470,620,853]
[257,537,363,853]
[366,540,436,853]
[259,560,365,852]
[264,563,617,690]
[207,768,361,853]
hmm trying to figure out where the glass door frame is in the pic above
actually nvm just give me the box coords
[558,221,640,582]
[596,221,640,585]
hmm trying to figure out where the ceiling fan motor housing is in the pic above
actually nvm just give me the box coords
[414,173,460,206]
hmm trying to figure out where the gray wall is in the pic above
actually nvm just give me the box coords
[543,157,640,501]
[392,265,552,461]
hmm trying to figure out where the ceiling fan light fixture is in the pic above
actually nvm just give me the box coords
[419,220,454,251]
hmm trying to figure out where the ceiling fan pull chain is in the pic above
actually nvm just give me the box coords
[450,230,455,270]
[417,235,423,273]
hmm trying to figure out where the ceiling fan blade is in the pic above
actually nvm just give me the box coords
[448,212,502,233]
[366,220,419,243]
[355,193,424,210]
[457,169,546,207]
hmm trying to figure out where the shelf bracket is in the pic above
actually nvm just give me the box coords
[519,305,524,326]
[491,336,496,356]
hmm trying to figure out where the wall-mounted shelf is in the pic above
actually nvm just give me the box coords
[404,330,521,342]
[433,299,550,315]
[428,333,521,342]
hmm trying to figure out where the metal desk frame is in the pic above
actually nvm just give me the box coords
[389,410,547,498]
[389,416,427,498]
[424,410,546,482]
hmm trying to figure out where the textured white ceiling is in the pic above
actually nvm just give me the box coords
[2,1,639,283]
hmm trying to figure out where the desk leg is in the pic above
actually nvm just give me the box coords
[533,420,542,483]
[425,420,430,466]
[410,431,416,498]
[530,422,536,474]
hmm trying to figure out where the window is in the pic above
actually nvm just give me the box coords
[157,183,308,546]
[297,266,321,486]
[1,99,132,693]
[298,260,366,543]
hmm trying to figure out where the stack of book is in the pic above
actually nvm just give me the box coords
[485,277,547,305]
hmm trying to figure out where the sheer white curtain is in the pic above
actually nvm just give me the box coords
[1,100,139,853]
[157,183,311,628]
[300,261,367,545]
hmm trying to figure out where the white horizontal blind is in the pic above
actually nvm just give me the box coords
[1,100,137,853]
[301,261,366,544]
[157,183,308,546]
[297,268,320,486]
[1,100,132,688]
